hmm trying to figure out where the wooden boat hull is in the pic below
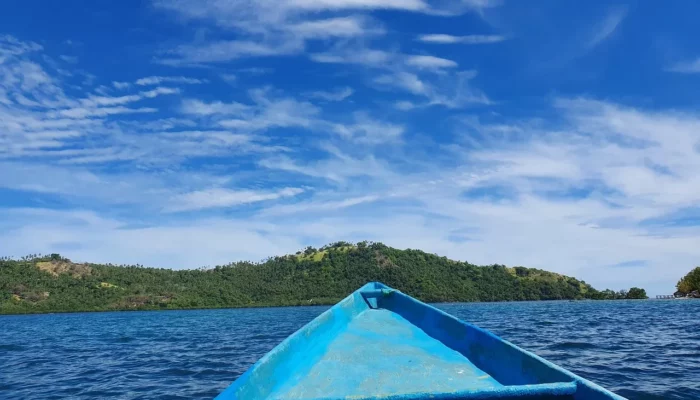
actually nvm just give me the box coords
[216,282,625,400]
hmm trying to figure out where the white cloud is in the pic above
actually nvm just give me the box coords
[288,16,384,38]
[221,74,237,83]
[394,100,418,110]
[135,76,206,86]
[259,145,395,184]
[0,35,271,165]
[309,42,487,108]
[182,88,321,133]
[375,72,429,95]
[417,34,506,44]
[375,70,488,107]
[78,87,177,108]
[405,55,458,69]
[285,0,428,12]
[587,6,627,49]
[0,208,306,269]
[666,58,700,74]
[332,113,404,144]
[167,187,305,212]
[306,87,354,101]
[59,55,78,63]
[112,81,130,89]
[260,195,380,217]
[310,48,392,67]
[181,99,250,116]
[154,0,489,65]
[154,0,428,31]
[160,39,305,65]
[57,106,158,119]
[141,87,180,98]
[0,35,42,62]
[4,85,700,295]
[6,29,700,297]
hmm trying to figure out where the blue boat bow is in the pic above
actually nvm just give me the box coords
[216,282,626,400]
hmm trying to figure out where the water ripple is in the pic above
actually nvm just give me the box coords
[439,300,700,399]
[1,301,698,399]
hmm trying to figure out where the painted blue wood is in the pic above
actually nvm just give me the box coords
[215,282,627,400]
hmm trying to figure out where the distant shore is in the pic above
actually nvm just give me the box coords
[1,243,650,315]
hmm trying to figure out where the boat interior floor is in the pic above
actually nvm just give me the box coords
[271,308,503,399]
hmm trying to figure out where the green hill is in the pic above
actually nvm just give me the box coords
[676,266,700,296]
[0,241,627,314]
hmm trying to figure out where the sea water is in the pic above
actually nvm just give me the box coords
[1,300,698,399]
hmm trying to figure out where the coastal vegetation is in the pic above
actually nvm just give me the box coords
[0,242,648,314]
[676,267,700,297]
[625,287,648,299]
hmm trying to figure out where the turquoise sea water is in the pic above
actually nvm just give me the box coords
[1,300,698,399]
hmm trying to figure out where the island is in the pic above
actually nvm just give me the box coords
[675,267,700,298]
[0,242,649,315]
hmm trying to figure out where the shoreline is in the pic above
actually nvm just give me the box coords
[0,297,662,317]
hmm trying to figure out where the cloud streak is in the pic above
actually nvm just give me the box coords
[587,6,628,49]
[417,34,507,44]
[4,0,700,299]
[666,58,700,74]
[135,76,206,85]
[166,187,305,212]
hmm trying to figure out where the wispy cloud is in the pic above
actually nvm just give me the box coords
[59,55,78,63]
[182,88,321,133]
[375,69,488,107]
[0,36,286,166]
[306,87,354,101]
[309,43,488,107]
[57,106,158,119]
[310,48,393,67]
[587,6,628,49]
[153,2,394,65]
[112,81,130,89]
[181,99,250,116]
[417,34,507,44]
[405,55,458,70]
[375,71,429,95]
[135,76,206,85]
[332,112,405,144]
[152,0,501,65]
[260,195,381,217]
[5,1,700,298]
[666,58,700,74]
[159,39,305,65]
[287,16,384,38]
[166,187,305,212]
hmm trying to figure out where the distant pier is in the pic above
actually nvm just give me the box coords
[656,295,675,299]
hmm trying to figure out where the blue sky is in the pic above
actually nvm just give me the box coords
[2,0,700,295]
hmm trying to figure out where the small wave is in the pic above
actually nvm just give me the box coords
[534,320,555,326]
[548,341,597,350]
[245,333,287,341]
[193,368,233,378]
[0,344,25,351]
[161,368,196,376]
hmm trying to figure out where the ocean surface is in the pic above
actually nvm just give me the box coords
[1,300,698,400]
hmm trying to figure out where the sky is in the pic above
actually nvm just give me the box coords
[2,0,700,296]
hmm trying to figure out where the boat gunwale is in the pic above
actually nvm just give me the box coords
[215,284,375,399]
[216,282,627,400]
[275,381,578,400]
[379,286,627,400]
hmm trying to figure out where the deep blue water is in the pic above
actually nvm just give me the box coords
[1,300,698,400]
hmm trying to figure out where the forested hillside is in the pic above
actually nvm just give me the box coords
[676,267,700,297]
[0,242,634,314]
